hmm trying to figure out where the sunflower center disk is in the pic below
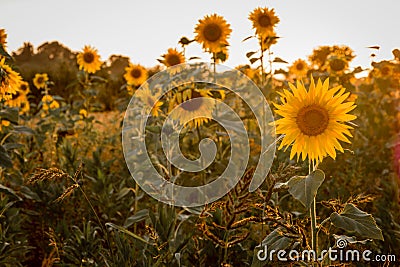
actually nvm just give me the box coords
[12,91,21,99]
[258,15,271,27]
[204,24,222,42]
[37,77,44,84]
[296,105,329,136]
[130,69,142,78]
[329,59,345,72]
[381,67,390,76]
[167,55,181,66]
[296,63,304,71]
[83,52,95,63]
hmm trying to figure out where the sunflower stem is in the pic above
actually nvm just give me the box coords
[309,160,318,262]
[259,39,265,89]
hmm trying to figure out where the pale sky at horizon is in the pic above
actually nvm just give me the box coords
[1,0,399,70]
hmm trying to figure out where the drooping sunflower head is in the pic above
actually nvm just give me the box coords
[169,87,214,128]
[249,7,280,38]
[33,73,49,89]
[77,45,102,74]
[124,64,148,87]
[375,62,394,78]
[0,29,7,49]
[135,87,163,117]
[289,59,309,78]
[195,14,232,53]
[160,48,185,67]
[0,58,22,100]
[274,78,357,163]
[327,55,349,75]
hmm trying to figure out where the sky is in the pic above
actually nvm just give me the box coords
[1,0,399,70]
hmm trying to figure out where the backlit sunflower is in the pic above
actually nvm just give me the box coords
[273,78,357,163]
[0,29,7,49]
[327,55,348,75]
[134,87,163,117]
[77,45,102,74]
[0,120,11,132]
[160,48,185,67]
[33,73,49,89]
[41,94,59,111]
[6,81,30,114]
[124,64,148,87]
[195,14,232,53]
[0,57,22,100]
[289,59,309,78]
[169,88,214,128]
[376,62,393,78]
[249,7,280,38]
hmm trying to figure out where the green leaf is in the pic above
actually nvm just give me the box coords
[242,36,254,42]
[0,184,22,201]
[0,44,12,60]
[0,145,13,168]
[330,203,384,240]
[251,228,293,266]
[124,209,149,228]
[12,126,35,135]
[246,51,257,58]
[106,222,152,245]
[249,57,259,65]
[273,57,288,64]
[0,108,19,123]
[287,170,325,209]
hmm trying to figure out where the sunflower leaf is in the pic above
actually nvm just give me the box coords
[249,58,259,65]
[287,170,325,209]
[242,36,254,42]
[0,145,13,168]
[273,57,288,64]
[246,51,257,58]
[330,203,384,240]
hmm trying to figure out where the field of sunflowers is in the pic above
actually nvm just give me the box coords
[1,6,400,267]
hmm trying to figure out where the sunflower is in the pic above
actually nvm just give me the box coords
[0,29,7,49]
[169,88,214,128]
[0,119,11,132]
[135,87,163,117]
[289,59,309,78]
[33,73,49,89]
[214,47,229,63]
[79,109,88,119]
[124,64,148,87]
[273,78,357,162]
[376,62,393,78]
[160,48,185,67]
[41,94,56,111]
[5,87,29,110]
[77,45,102,74]
[249,7,280,38]
[49,100,60,109]
[327,55,348,75]
[195,14,232,53]
[0,57,22,100]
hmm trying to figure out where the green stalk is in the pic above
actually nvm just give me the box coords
[309,160,318,262]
